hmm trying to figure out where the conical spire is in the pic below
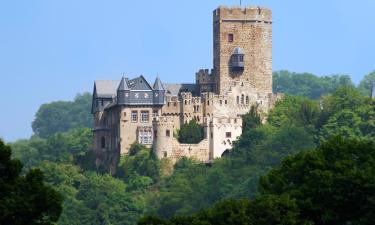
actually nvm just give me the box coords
[153,75,164,90]
[118,76,129,91]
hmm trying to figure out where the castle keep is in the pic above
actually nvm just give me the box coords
[91,6,281,173]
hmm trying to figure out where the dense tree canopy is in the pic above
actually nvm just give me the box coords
[178,120,204,144]
[32,93,92,138]
[358,70,375,97]
[0,140,62,225]
[260,137,375,224]
[273,70,354,99]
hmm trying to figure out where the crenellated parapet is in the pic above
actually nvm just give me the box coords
[196,69,215,94]
[213,6,272,23]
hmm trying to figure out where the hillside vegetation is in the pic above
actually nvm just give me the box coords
[4,70,375,225]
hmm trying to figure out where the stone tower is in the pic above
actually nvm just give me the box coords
[153,116,174,159]
[213,6,272,95]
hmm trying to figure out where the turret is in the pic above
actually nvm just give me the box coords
[117,76,130,104]
[153,76,165,105]
[153,116,174,159]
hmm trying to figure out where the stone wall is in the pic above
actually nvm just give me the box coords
[213,6,272,95]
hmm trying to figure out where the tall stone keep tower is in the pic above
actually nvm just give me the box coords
[213,6,272,95]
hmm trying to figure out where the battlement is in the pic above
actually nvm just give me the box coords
[196,69,215,84]
[213,6,272,23]
[153,116,174,126]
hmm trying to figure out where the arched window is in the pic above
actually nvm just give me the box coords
[246,96,249,104]
[101,136,106,148]
[241,94,244,104]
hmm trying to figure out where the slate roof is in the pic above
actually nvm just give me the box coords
[94,80,120,98]
[164,83,197,96]
[153,76,164,90]
[117,77,129,90]
[127,76,152,90]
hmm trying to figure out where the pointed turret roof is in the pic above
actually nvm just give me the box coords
[153,75,164,90]
[117,76,129,91]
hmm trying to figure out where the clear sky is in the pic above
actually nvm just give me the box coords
[1,0,375,142]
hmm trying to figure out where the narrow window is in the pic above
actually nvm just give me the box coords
[246,96,249,104]
[153,110,158,118]
[237,96,240,104]
[228,33,234,42]
[131,110,138,122]
[220,100,222,105]
[140,111,149,123]
[163,151,167,158]
[226,132,232,138]
[166,129,170,137]
[241,94,244,104]
[101,136,106,148]
[225,100,228,104]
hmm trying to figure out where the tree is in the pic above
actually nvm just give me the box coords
[358,70,375,97]
[0,140,62,225]
[273,70,354,99]
[260,137,375,225]
[117,143,160,188]
[32,93,92,138]
[178,120,204,144]
[242,105,261,131]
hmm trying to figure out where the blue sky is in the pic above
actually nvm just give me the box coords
[1,0,375,142]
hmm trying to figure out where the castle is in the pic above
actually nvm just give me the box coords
[91,6,282,173]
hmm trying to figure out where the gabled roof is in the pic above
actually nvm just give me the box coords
[153,76,164,90]
[127,75,153,91]
[94,80,120,98]
[164,83,196,96]
[117,76,129,91]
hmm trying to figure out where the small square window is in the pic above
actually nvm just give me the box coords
[228,33,234,42]
[226,132,232,138]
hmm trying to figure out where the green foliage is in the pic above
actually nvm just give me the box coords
[0,140,63,225]
[260,137,375,224]
[32,93,92,138]
[178,120,204,144]
[141,195,303,225]
[241,105,261,130]
[273,70,354,99]
[318,87,375,141]
[358,70,375,97]
[117,143,160,189]
[11,127,92,169]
